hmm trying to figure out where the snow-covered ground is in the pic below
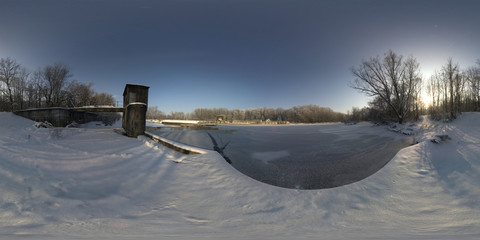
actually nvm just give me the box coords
[1,112,479,239]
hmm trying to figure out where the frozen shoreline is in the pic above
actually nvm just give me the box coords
[1,112,479,239]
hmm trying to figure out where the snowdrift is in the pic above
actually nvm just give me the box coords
[0,112,479,239]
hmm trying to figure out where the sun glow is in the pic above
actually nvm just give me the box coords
[420,92,433,107]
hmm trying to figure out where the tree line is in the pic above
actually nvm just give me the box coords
[351,50,480,123]
[426,58,480,120]
[147,105,346,123]
[0,57,115,112]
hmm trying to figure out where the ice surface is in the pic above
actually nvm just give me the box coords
[252,150,290,163]
[149,123,413,189]
[0,112,479,239]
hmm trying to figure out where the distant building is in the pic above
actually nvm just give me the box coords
[216,115,226,123]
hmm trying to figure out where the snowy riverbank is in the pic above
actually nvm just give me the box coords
[0,112,479,239]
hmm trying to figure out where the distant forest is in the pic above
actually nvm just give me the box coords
[147,105,346,123]
[0,57,115,112]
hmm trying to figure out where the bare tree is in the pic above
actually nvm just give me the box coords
[402,55,422,120]
[42,62,72,107]
[0,57,23,111]
[26,69,46,108]
[169,111,186,120]
[350,50,422,123]
[1,58,123,111]
[147,106,166,119]
[427,72,440,110]
[465,61,480,111]
[66,81,95,107]
[440,58,463,119]
[91,92,115,106]
[12,67,29,110]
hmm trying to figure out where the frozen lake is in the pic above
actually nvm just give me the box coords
[148,123,413,189]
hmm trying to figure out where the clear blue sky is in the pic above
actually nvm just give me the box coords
[1,0,479,113]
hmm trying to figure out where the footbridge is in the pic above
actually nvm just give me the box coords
[15,84,149,137]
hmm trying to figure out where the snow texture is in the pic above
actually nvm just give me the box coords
[0,112,479,239]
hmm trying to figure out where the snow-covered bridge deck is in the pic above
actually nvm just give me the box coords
[71,106,124,112]
[14,106,124,127]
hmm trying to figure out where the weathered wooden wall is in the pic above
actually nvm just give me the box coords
[122,84,149,137]
[123,84,149,107]
[124,103,147,137]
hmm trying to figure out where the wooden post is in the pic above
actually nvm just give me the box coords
[122,84,149,137]
[125,103,147,137]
